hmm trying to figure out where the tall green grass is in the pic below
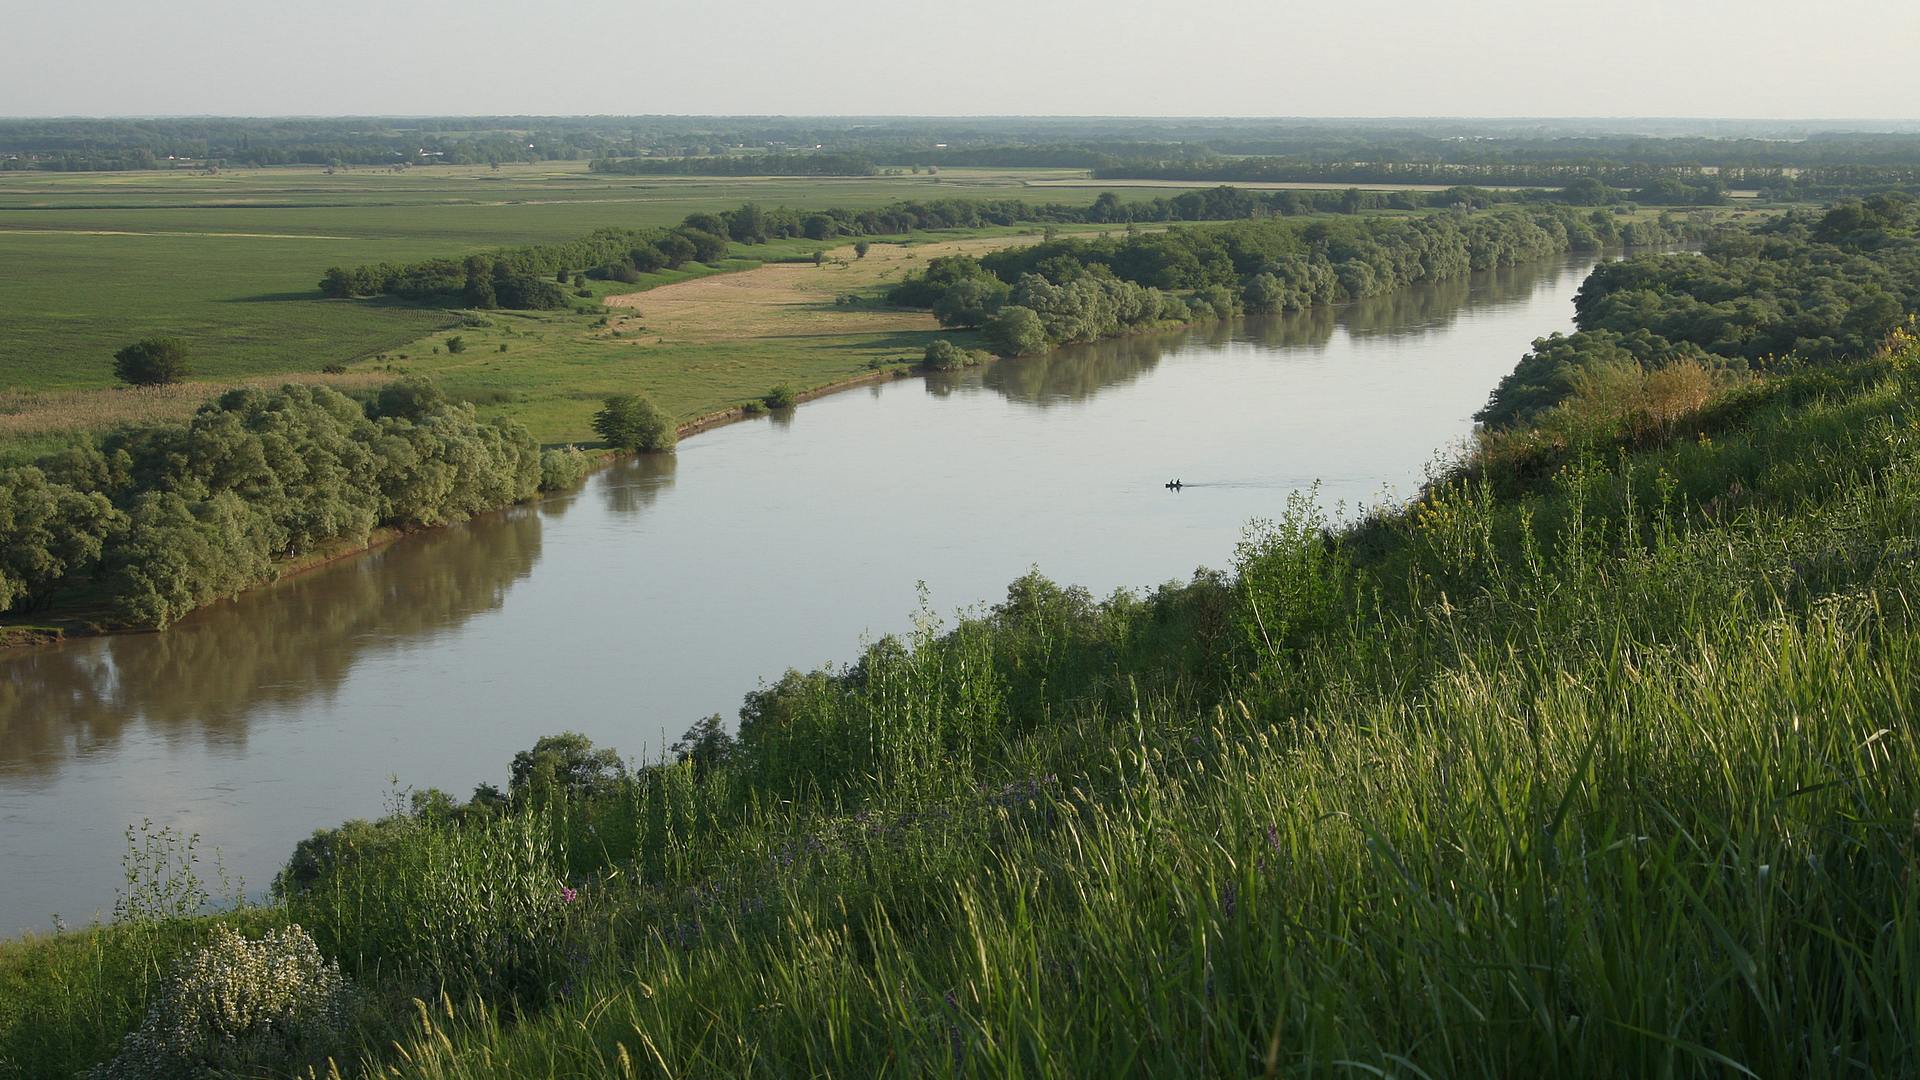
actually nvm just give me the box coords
[4,350,1918,1077]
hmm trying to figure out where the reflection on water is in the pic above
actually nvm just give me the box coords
[931,256,1560,406]
[598,450,678,518]
[0,254,1597,933]
[0,510,546,781]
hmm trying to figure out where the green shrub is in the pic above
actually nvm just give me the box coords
[537,447,590,492]
[445,335,467,354]
[763,384,798,410]
[921,339,983,372]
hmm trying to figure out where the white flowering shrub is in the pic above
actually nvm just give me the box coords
[91,924,351,1079]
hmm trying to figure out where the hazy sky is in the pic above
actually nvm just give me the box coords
[7,0,1918,120]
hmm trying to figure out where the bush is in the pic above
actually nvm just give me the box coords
[538,446,591,492]
[445,335,466,354]
[921,339,983,372]
[592,394,676,452]
[112,337,192,386]
[90,925,351,1080]
[763,384,798,410]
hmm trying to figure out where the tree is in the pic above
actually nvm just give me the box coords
[671,715,736,773]
[853,240,871,259]
[0,467,119,613]
[1242,272,1284,314]
[932,275,1010,328]
[677,228,729,263]
[372,376,447,420]
[984,305,1048,357]
[444,335,466,354]
[655,232,697,269]
[113,337,192,386]
[318,267,355,298]
[592,393,676,451]
[508,732,626,801]
[629,243,667,273]
[727,203,769,244]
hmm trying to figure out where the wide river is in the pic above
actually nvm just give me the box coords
[0,254,1597,934]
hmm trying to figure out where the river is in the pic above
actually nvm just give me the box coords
[0,253,1597,934]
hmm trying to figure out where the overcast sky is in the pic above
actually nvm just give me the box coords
[7,0,1918,120]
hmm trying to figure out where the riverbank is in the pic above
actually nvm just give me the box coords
[6,327,1915,1076]
[0,223,1628,648]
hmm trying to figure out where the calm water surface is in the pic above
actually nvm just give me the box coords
[0,255,1596,932]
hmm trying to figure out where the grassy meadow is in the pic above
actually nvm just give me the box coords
[375,230,1087,444]
[0,164,1160,461]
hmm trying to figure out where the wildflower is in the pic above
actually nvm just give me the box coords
[90,924,350,1080]
[560,884,579,904]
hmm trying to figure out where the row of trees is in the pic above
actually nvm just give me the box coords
[319,188,1652,312]
[318,223,729,307]
[589,153,878,177]
[0,118,649,171]
[1095,159,1734,204]
[13,117,1920,173]
[891,207,1701,357]
[1477,194,1919,427]
[0,381,590,627]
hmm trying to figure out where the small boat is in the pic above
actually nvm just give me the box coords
[1165,479,1183,491]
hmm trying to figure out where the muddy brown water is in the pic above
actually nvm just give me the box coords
[0,254,1600,934]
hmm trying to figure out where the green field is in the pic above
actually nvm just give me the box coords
[0,164,1109,388]
[0,164,1188,462]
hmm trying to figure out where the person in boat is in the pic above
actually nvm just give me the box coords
[1166,478,1183,490]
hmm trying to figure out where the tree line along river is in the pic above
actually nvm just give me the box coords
[0,253,1601,934]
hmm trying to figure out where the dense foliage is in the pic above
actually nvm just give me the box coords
[0,382,559,627]
[1480,193,1920,426]
[317,227,699,307]
[895,206,1699,354]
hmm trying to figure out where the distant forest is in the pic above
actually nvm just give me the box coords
[8,116,1920,182]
